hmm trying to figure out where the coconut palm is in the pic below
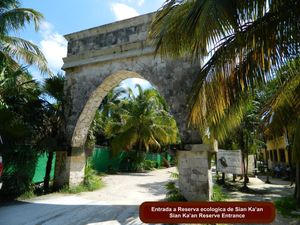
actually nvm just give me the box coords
[150,0,300,140]
[39,74,65,192]
[0,61,44,147]
[0,0,49,73]
[0,60,46,196]
[262,58,300,201]
[103,85,179,157]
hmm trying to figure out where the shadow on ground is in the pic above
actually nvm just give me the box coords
[138,181,168,197]
[0,201,145,225]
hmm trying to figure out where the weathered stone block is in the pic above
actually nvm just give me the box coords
[177,146,212,201]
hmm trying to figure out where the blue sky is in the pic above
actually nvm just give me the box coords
[19,0,165,87]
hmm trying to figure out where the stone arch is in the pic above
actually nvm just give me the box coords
[71,70,143,148]
[57,14,214,201]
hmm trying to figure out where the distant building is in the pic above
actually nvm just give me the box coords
[262,134,291,169]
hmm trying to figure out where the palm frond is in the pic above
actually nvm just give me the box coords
[151,0,300,136]
[101,83,180,154]
[1,35,50,74]
[262,58,300,138]
[0,7,43,34]
[43,74,65,102]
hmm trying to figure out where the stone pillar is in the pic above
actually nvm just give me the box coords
[54,148,85,188]
[177,144,217,201]
[68,148,86,186]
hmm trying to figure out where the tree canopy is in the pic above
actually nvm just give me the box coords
[0,0,49,74]
[150,0,300,139]
[99,85,179,155]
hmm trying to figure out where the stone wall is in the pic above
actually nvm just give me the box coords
[177,144,215,201]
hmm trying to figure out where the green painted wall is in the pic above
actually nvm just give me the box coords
[92,147,127,172]
[32,153,56,183]
[91,147,172,172]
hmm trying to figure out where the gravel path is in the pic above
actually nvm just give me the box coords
[0,167,176,225]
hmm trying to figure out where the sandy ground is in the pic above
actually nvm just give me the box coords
[0,167,176,225]
[222,175,300,225]
[0,169,299,225]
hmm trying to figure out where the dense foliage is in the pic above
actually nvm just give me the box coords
[0,0,49,73]
[101,85,179,155]
[151,0,300,202]
[151,0,300,139]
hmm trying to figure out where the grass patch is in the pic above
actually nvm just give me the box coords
[17,190,36,200]
[59,184,87,194]
[275,196,300,218]
[60,177,105,194]
[165,181,186,201]
[60,160,105,194]
[212,184,228,201]
[143,160,156,171]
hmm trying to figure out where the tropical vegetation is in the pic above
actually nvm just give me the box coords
[86,84,179,171]
[103,85,179,155]
[0,0,58,197]
[150,0,300,202]
[0,0,49,73]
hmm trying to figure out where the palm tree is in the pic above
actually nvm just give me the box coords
[39,74,65,192]
[262,58,300,201]
[0,61,44,147]
[150,0,299,200]
[99,86,127,116]
[0,60,45,196]
[150,0,300,141]
[83,86,127,149]
[0,0,49,73]
[103,85,179,158]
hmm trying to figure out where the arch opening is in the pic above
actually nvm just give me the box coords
[70,70,180,150]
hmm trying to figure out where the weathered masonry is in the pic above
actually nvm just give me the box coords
[57,13,216,200]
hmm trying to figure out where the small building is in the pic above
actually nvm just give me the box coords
[262,134,291,169]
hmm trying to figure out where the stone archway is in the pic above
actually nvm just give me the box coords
[55,13,216,200]
[71,70,143,148]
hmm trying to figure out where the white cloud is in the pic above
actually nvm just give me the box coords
[120,78,152,94]
[110,3,140,21]
[137,0,145,6]
[39,21,67,72]
[118,0,145,6]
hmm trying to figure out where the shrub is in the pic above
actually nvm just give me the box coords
[84,159,104,191]
[165,181,186,201]
[275,196,300,218]
[17,184,36,200]
[60,159,104,194]
[0,146,38,197]
[143,160,156,171]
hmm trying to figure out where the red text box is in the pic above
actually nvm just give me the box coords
[139,202,275,224]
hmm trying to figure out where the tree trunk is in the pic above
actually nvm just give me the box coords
[221,172,225,184]
[44,151,54,193]
[296,163,300,204]
[242,153,247,189]
[239,129,248,190]
[215,153,219,181]
[245,152,249,183]
[233,174,237,182]
[265,147,271,184]
[162,155,170,168]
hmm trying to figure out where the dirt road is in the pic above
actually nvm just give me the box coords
[0,167,176,225]
[224,175,300,225]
